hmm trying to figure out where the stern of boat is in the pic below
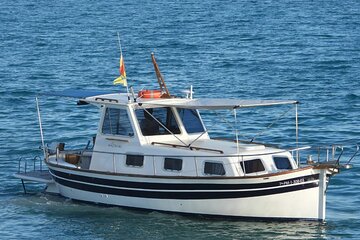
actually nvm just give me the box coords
[13,156,59,194]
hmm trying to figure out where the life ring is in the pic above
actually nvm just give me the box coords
[138,90,162,99]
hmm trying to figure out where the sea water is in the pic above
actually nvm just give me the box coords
[0,0,359,239]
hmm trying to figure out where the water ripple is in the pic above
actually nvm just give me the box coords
[1,0,360,239]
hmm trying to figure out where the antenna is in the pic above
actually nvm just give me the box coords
[151,53,170,98]
[35,97,46,159]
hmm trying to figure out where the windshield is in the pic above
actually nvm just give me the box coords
[136,107,180,136]
[177,108,205,133]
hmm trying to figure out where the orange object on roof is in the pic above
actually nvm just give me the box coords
[138,90,162,99]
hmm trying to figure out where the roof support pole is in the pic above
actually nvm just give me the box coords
[233,108,242,175]
[295,103,299,166]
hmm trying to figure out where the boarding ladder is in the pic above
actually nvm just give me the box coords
[14,156,53,193]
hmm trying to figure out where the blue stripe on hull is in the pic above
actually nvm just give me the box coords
[50,169,319,191]
[50,169,319,199]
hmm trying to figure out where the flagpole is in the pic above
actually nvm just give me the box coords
[117,32,131,102]
[117,32,123,56]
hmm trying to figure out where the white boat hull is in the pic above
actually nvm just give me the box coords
[47,164,330,220]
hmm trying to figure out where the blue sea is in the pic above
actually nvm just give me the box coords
[1,0,360,239]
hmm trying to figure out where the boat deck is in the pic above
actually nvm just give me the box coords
[14,170,54,184]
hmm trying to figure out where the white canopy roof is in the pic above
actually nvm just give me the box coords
[45,90,298,109]
[139,98,298,110]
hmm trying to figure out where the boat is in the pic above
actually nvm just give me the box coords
[15,54,357,221]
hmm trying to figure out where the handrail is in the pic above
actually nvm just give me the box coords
[95,97,119,103]
[212,137,280,148]
[151,141,188,149]
[106,137,129,142]
[190,146,223,154]
[41,143,358,179]
[151,142,224,154]
[17,156,46,174]
[48,144,359,164]
[55,147,293,158]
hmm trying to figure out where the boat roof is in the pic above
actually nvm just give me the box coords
[139,98,298,109]
[42,89,118,99]
[43,90,298,109]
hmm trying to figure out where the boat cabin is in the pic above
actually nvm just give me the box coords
[48,93,298,178]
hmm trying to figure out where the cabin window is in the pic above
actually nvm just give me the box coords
[177,109,205,133]
[136,108,180,136]
[240,159,265,174]
[164,158,182,171]
[102,108,133,136]
[273,156,292,170]
[126,155,144,167]
[204,162,226,176]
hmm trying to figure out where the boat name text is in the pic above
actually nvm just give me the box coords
[279,178,305,186]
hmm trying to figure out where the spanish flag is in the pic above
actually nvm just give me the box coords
[113,53,127,86]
